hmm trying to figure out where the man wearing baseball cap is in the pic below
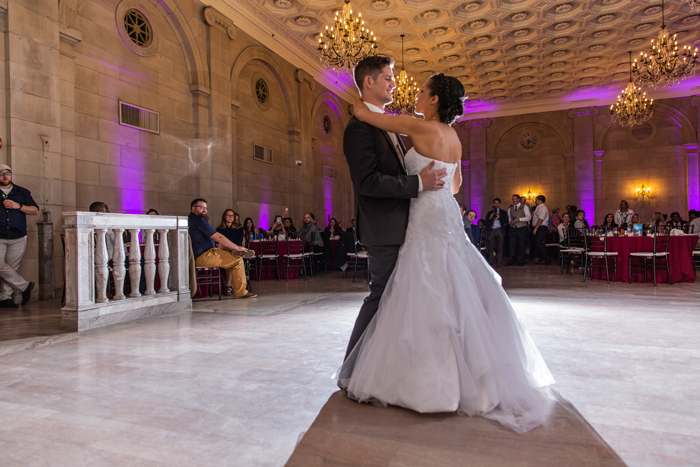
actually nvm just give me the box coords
[0,164,39,308]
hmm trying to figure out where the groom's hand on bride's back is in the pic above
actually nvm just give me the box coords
[419,161,448,191]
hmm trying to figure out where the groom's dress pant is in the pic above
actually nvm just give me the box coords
[344,244,401,360]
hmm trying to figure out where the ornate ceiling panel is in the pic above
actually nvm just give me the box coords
[212,0,700,117]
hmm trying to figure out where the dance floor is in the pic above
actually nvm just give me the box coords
[0,266,698,466]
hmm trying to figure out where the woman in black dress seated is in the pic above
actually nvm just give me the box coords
[324,217,342,237]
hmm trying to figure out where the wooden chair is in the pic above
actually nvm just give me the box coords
[345,230,369,283]
[310,232,327,275]
[629,224,672,286]
[257,239,280,281]
[281,240,306,281]
[584,227,618,284]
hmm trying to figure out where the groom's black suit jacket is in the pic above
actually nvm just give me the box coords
[343,116,420,246]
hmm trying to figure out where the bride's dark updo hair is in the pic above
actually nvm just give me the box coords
[426,73,465,125]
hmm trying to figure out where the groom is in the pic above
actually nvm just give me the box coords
[342,56,447,360]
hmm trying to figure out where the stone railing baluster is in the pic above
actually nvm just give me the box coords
[112,228,126,300]
[157,229,170,293]
[128,229,142,298]
[143,229,156,295]
[94,229,109,303]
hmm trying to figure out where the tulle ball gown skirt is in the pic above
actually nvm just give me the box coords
[338,234,555,434]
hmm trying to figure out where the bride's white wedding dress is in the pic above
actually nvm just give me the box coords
[338,148,555,434]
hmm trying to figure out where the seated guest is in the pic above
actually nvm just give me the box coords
[669,212,686,230]
[689,210,700,234]
[300,212,324,252]
[573,210,589,230]
[460,204,469,234]
[324,217,342,237]
[189,198,255,299]
[465,210,478,245]
[337,221,344,231]
[567,205,578,220]
[146,208,159,215]
[283,217,297,238]
[630,213,640,226]
[551,207,561,231]
[557,212,571,244]
[601,213,618,229]
[650,211,666,227]
[232,212,240,228]
[241,218,256,246]
[268,216,284,237]
[346,219,356,235]
[614,200,634,226]
[217,209,244,247]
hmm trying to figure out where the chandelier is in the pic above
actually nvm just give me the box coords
[687,0,700,11]
[631,0,698,88]
[318,0,377,75]
[386,35,420,116]
[612,52,654,127]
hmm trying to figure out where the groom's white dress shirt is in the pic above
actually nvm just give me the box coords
[365,102,423,192]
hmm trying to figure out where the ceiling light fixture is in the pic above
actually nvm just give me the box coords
[612,52,654,127]
[632,0,697,88]
[386,35,420,116]
[318,0,377,75]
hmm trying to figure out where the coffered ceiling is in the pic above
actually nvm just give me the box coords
[206,0,700,118]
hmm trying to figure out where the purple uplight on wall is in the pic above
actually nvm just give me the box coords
[323,178,333,226]
[258,203,270,232]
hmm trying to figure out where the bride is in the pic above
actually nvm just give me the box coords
[338,73,555,434]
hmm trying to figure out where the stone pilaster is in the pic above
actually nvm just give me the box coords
[594,150,605,224]
[568,107,599,221]
[690,96,700,210]
[462,119,491,216]
[461,161,470,209]
[295,69,315,219]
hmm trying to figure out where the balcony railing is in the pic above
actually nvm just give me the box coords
[62,212,191,331]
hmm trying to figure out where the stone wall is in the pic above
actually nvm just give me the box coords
[1,0,353,296]
[458,97,700,226]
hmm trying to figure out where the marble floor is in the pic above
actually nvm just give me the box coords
[0,266,698,466]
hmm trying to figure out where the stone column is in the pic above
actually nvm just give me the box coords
[461,161,470,208]
[594,150,605,224]
[203,7,235,215]
[689,96,700,210]
[462,119,491,216]
[568,107,599,221]
[295,69,316,219]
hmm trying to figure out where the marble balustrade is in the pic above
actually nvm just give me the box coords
[61,212,191,331]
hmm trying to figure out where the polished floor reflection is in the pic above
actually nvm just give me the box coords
[0,266,698,466]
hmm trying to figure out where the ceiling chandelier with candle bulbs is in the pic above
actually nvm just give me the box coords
[631,0,698,88]
[612,52,654,127]
[686,0,700,12]
[386,35,420,116]
[317,0,377,75]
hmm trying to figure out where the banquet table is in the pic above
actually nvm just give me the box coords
[250,239,304,280]
[589,235,698,283]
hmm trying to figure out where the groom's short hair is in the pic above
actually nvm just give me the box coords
[353,55,394,94]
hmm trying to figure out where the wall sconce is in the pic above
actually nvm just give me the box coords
[635,185,653,201]
[525,189,537,203]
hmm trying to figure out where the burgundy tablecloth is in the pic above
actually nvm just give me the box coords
[589,235,698,283]
[250,240,303,280]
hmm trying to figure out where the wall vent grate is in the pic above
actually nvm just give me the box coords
[322,166,334,179]
[119,101,159,134]
[254,144,273,163]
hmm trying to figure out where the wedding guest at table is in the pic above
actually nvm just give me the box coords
[485,198,507,267]
[650,211,666,228]
[242,217,256,246]
[689,211,700,234]
[217,209,244,247]
[573,210,589,230]
[669,212,686,230]
[614,200,634,226]
[346,219,356,235]
[283,217,297,238]
[557,212,571,244]
[232,212,240,228]
[507,194,530,267]
[337,221,344,231]
[300,213,324,251]
[531,195,551,265]
[629,213,640,226]
[551,207,561,231]
[188,198,255,299]
[567,205,578,220]
[601,213,618,229]
[325,218,342,237]
[146,209,159,215]
[465,210,478,245]
[267,208,289,237]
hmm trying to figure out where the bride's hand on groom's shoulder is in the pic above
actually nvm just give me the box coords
[353,99,369,121]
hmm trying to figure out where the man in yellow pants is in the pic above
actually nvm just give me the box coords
[189,198,256,298]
